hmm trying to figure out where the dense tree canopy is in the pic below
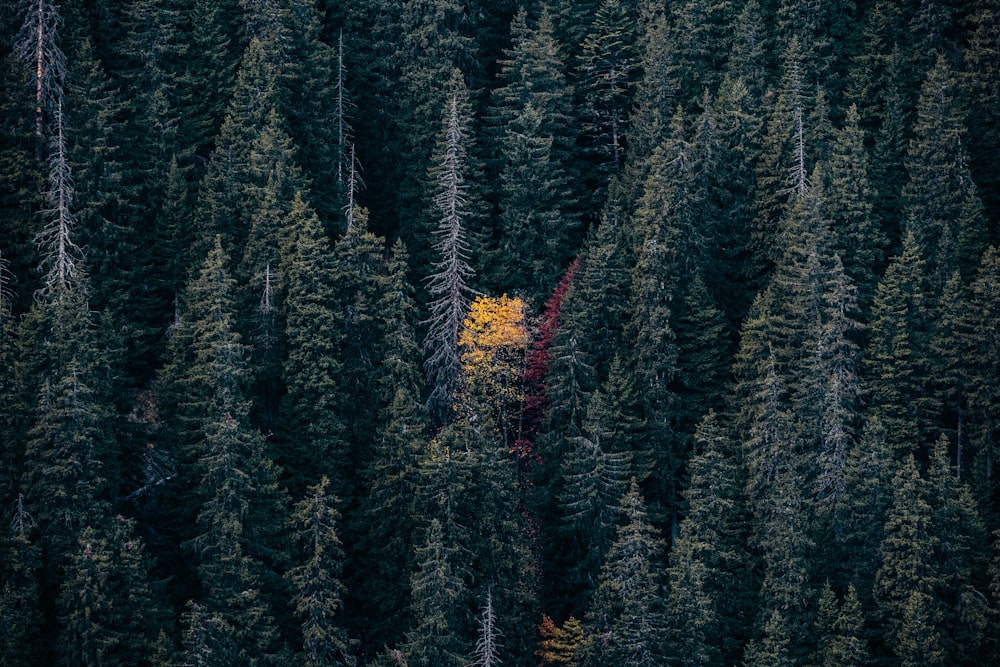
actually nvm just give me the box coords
[2,0,999,665]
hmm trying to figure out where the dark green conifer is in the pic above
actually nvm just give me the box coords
[400,519,468,667]
[961,0,1000,230]
[287,477,354,666]
[964,246,1000,484]
[668,412,754,665]
[577,0,639,200]
[355,385,426,652]
[864,233,937,454]
[902,54,986,283]
[0,495,42,665]
[753,36,810,275]
[926,435,991,663]
[825,104,884,311]
[329,208,388,457]
[557,382,633,589]
[875,455,943,663]
[394,0,479,248]
[487,8,579,304]
[56,517,167,666]
[579,480,667,667]
[742,610,794,667]
[278,194,347,499]
[193,38,282,256]
[813,583,868,667]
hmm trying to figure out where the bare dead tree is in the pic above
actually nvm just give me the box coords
[424,92,477,422]
[14,0,66,139]
[34,103,83,302]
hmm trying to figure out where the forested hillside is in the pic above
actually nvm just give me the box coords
[2,0,999,664]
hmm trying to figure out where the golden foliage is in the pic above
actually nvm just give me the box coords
[459,294,530,415]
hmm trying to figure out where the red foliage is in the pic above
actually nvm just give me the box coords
[514,258,579,463]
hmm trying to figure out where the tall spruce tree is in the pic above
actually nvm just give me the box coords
[278,193,347,500]
[394,0,479,250]
[964,246,1000,490]
[399,519,468,667]
[0,495,43,665]
[579,480,668,667]
[19,104,112,575]
[874,455,944,665]
[863,233,937,455]
[166,237,289,663]
[56,517,168,666]
[813,583,869,667]
[666,412,754,666]
[486,7,579,304]
[557,381,633,597]
[825,104,883,311]
[902,54,986,284]
[576,0,639,207]
[286,477,354,667]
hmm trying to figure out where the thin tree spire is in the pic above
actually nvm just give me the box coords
[35,102,83,302]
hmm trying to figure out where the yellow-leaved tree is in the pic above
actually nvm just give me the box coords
[459,295,530,442]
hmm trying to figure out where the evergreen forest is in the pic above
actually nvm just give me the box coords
[3,0,1000,665]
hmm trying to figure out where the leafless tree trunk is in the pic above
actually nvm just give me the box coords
[14,0,65,139]
[35,103,83,301]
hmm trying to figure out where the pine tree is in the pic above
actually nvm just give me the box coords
[278,193,347,500]
[774,0,853,103]
[554,211,632,386]
[752,36,810,276]
[192,38,284,257]
[825,104,884,311]
[902,54,986,284]
[557,383,633,591]
[400,519,468,667]
[823,416,898,604]
[329,208,389,456]
[577,0,639,202]
[742,610,794,667]
[354,385,426,652]
[183,403,288,665]
[964,246,1000,487]
[926,435,991,664]
[664,534,722,667]
[864,233,936,455]
[183,0,241,170]
[19,104,112,566]
[56,517,167,666]
[287,477,354,667]
[0,250,19,499]
[752,456,816,663]
[961,0,1000,229]
[666,412,754,666]
[487,8,579,304]
[352,239,427,651]
[874,455,943,664]
[394,0,479,248]
[708,73,765,323]
[622,13,676,206]
[0,495,42,665]
[813,583,869,667]
[457,409,540,666]
[164,237,288,662]
[579,480,668,667]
